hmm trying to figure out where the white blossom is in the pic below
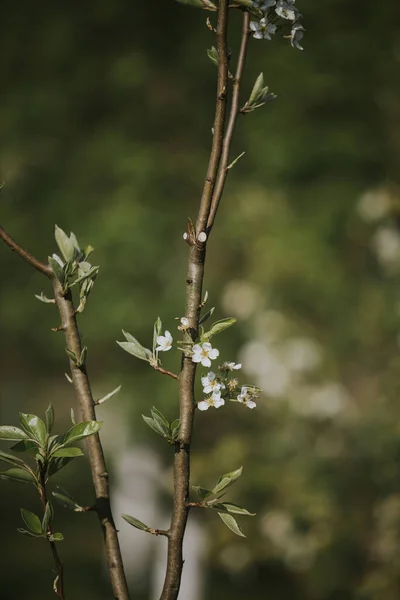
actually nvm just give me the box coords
[156,330,173,352]
[290,22,305,50]
[250,18,277,40]
[237,386,257,409]
[275,0,298,21]
[201,371,225,394]
[192,342,219,368]
[224,362,242,371]
[198,390,225,411]
[180,317,189,327]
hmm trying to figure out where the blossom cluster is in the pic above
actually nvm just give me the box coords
[250,0,305,50]
[155,327,261,412]
[198,363,260,411]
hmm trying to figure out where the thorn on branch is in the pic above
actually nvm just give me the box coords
[51,324,65,332]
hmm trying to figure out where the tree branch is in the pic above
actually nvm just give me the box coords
[0,224,130,599]
[0,225,53,278]
[207,12,250,231]
[195,0,230,237]
[52,279,130,600]
[160,3,230,599]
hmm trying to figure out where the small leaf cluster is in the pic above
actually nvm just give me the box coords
[18,505,63,541]
[142,407,180,444]
[0,406,102,538]
[192,467,255,537]
[44,225,99,311]
[241,72,276,114]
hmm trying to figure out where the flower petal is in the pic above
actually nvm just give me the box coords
[198,401,209,411]
[214,397,225,409]
[246,400,257,409]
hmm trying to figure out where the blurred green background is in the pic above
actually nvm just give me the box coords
[1,1,400,598]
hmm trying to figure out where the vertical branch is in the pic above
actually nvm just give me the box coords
[160,2,230,599]
[207,11,250,231]
[52,280,130,600]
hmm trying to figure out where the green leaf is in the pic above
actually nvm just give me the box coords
[69,231,81,255]
[199,306,215,325]
[62,421,102,446]
[49,533,64,542]
[142,415,167,438]
[122,514,150,531]
[10,440,38,453]
[97,385,122,405]
[47,434,63,454]
[207,46,218,67]
[153,317,162,354]
[0,449,29,468]
[70,408,76,425]
[19,413,47,446]
[17,528,43,538]
[45,404,55,434]
[51,447,84,458]
[47,457,75,477]
[79,346,87,366]
[42,501,53,533]
[218,512,246,537]
[227,151,246,171]
[54,225,76,261]
[210,502,256,516]
[21,508,43,535]
[170,419,181,440]
[34,292,55,304]
[151,407,170,434]
[69,264,99,287]
[212,466,243,496]
[66,348,78,364]
[55,225,75,262]
[0,426,29,441]
[249,72,264,105]
[0,468,36,484]
[192,485,213,500]
[203,317,236,341]
[52,486,82,511]
[48,256,65,285]
[117,331,152,362]
[84,245,94,260]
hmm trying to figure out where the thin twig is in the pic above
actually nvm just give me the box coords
[38,466,65,599]
[149,528,170,537]
[159,3,230,600]
[153,365,179,380]
[52,280,130,600]
[0,225,53,278]
[207,12,250,231]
